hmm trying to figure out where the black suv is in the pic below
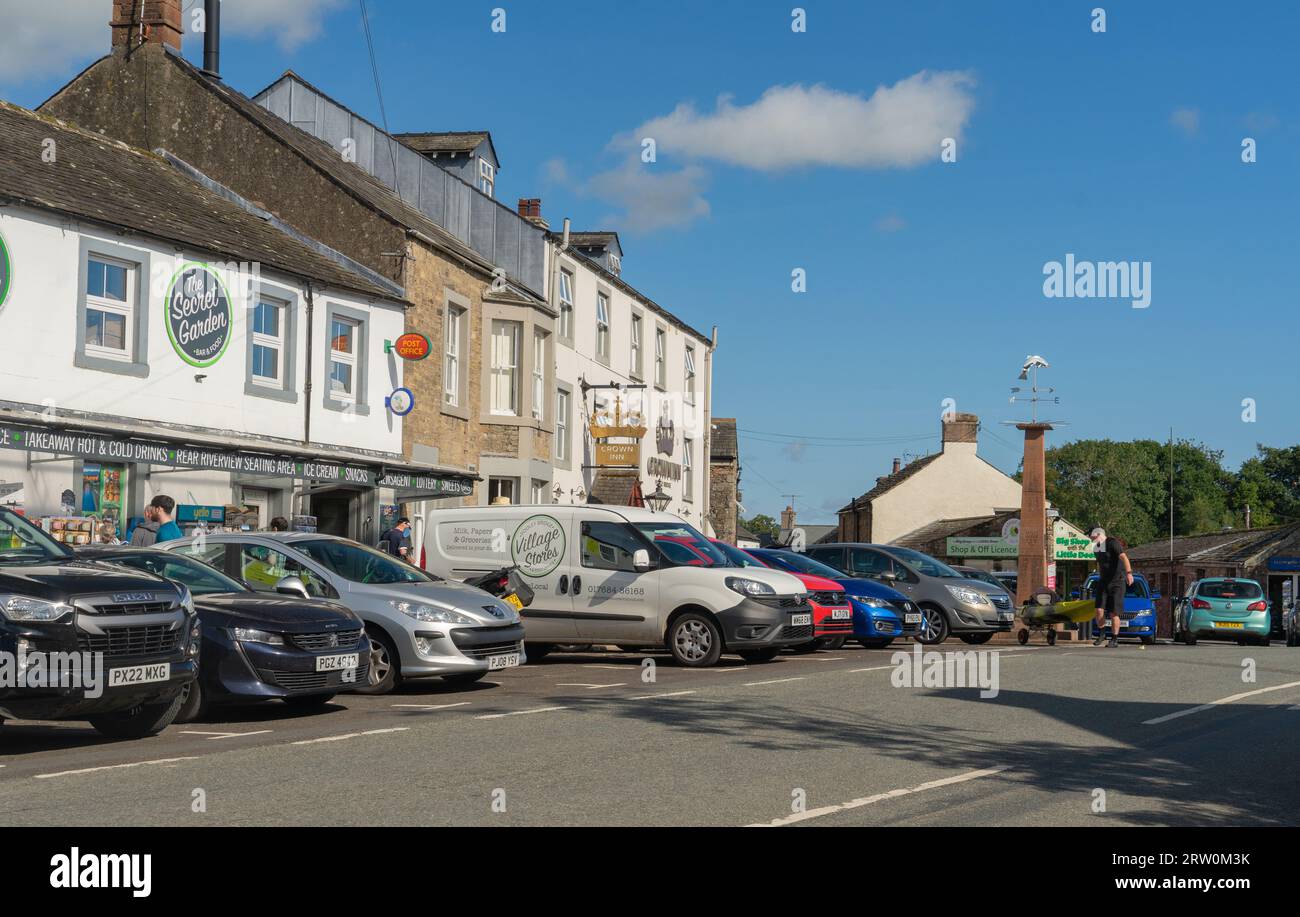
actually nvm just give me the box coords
[0,507,199,738]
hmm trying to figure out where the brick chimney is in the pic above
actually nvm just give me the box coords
[891,457,901,474]
[941,412,980,451]
[112,0,183,51]
[517,198,549,230]
[780,504,795,531]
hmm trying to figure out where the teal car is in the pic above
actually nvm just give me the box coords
[1174,577,1271,646]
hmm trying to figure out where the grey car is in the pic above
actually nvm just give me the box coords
[805,544,1015,644]
[159,532,525,693]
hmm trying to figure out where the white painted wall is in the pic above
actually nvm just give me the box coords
[547,240,712,527]
[872,442,1025,544]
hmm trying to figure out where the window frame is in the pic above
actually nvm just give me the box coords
[685,344,697,404]
[684,437,695,502]
[441,289,471,420]
[595,290,611,364]
[554,382,573,468]
[244,286,300,403]
[75,239,151,378]
[630,311,644,380]
[322,303,370,415]
[478,157,495,197]
[654,325,667,390]
[489,319,522,417]
[531,329,547,422]
[556,267,575,346]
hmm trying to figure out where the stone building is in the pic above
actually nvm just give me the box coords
[708,418,740,543]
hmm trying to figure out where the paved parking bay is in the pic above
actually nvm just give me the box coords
[2,640,1298,826]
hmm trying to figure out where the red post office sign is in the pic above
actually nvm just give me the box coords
[391,332,431,360]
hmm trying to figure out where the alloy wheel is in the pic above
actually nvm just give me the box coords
[675,619,712,663]
[368,640,391,686]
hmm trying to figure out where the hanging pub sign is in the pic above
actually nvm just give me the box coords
[387,332,432,360]
[0,228,12,313]
[596,442,640,467]
[588,396,647,441]
[166,262,233,367]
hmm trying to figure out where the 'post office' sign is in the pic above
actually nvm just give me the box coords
[166,263,232,367]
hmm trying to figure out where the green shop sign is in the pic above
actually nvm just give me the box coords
[165,263,232,367]
[0,229,12,312]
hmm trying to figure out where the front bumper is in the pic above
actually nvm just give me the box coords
[1112,613,1157,637]
[811,602,854,638]
[209,628,372,701]
[401,622,527,678]
[851,600,909,638]
[716,596,818,648]
[949,599,1015,633]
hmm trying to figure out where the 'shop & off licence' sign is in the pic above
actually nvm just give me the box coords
[512,514,565,578]
[166,263,232,367]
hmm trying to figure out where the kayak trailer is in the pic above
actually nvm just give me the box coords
[1016,595,1096,645]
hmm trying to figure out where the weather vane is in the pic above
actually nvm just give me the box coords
[1007,355,1061,425]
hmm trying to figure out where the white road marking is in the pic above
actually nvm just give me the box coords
[390,702,471,711]
[699,667,749,674]
[748,766,1010,827]
[291,727,409,745]
[630,690,696,700]
[476,706,568,720]
[743,676,806,687]
[849,665,894,673]
[1142,680,1300,725]
[36,756,199,780]
[179,730,272,740]
[795,656,844,662]
[580,664,635,669]
[554,683,626,689]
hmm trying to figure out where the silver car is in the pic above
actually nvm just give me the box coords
[159,532,525,694]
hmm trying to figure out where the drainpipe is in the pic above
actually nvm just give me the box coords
[702,324,716,535]
[303,282,315,447]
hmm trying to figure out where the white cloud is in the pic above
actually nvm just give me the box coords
[584,161,711,233]
[0,0,344,84]
[1170,107,1200,136]
[624,71,977,171]
[874,212,907,233]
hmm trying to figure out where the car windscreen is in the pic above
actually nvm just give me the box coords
[711,540,765,568]
[960,569,1003,588]
[107,552,247,595]
[296,539,437,585]
[0,509,74,565]
[885,547,961,578]
[755,550,847,579]
[634,523,729,567]
[1198,580,1263,600]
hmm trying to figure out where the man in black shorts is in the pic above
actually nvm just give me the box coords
[1090,526,1132,647]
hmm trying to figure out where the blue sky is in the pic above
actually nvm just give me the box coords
[4,1,1297,523]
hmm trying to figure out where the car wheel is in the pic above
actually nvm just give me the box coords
[442,671,487,686]
[917,605,950,644]
[857,637,893,649]
[959,633,993,645]
[88,691,183,739]
[816,636,847,651]
[738,647,781,664]
[355,628,400,695]
[284,693,336,708]
[174,679,208,724]
[667,612,723,668]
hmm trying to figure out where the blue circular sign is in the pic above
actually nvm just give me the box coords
[386,387,415,416]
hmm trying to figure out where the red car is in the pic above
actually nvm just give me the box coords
[711,539,852,650]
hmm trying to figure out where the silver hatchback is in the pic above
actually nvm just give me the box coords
[160,532,525,693]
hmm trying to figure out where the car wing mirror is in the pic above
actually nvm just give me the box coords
[633,549,653,571]
[274,575,311,599]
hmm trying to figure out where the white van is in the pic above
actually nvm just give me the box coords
[422,505,812,667]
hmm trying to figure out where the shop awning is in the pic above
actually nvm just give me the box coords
[0,415,476,498]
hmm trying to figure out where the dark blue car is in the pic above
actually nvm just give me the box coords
[1079,572,1159,644]
[747,549,922,648]
[81,546,371,721]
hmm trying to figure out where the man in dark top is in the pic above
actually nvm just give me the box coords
[379,517,412,562]
[1090,526,1132,647]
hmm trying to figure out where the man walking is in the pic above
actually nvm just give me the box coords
[1090,526,1132,648]
[152,495,184,543]
[379,517,412,562]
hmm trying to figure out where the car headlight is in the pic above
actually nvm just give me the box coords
[946,585,989,606]
[230,627,285,645]
[177,584,196,616]
[725,577,776,598]
[0,594,75,622]
[851,594,891,609]
[390,601,477,625]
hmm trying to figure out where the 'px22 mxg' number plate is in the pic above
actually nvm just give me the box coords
[109,664,170,687]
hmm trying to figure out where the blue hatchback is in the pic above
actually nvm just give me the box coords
[1079,572,1160,644]
[746,549,921,648]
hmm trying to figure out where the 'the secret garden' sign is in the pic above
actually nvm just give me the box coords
[166,262,232,367]
[0,229,12,313]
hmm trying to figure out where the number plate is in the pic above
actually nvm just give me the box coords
[1213,621,1244,629]
[830,608,852,620]
[503,593,524,611]
[316,653,359,672]
[790,613,813,626]
[905,613,922,624]
[488,652,521,670]
[109,663,170,687]
[999,612,1016,622]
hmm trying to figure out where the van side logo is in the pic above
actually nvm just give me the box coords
[511,514,565,578]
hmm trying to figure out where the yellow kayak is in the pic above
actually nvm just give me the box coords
[1019,598,1096,625]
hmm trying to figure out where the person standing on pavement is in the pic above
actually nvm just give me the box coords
[152,495,184,543]
[1090,526,1132,647]
[379,517,412,562]
[129,503,161,546]
[269,516,289,532]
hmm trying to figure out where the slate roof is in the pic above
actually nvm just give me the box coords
[1127,524,1300,565]
[394,131,492,156]
[587,471,644,507]
[710,419,738,461]
[0,100,399,302]
[836,453,942,513]
[893,514,1008,549]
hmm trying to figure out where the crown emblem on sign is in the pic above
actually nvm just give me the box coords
[588,396,647,440]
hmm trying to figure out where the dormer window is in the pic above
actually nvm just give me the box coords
[607,252,621,275]
[478,158,495,197]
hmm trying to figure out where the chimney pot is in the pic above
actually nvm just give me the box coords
[892,457,901,474]
[516,198,548,229]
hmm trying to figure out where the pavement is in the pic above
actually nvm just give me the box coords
[1,638,1297,826]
